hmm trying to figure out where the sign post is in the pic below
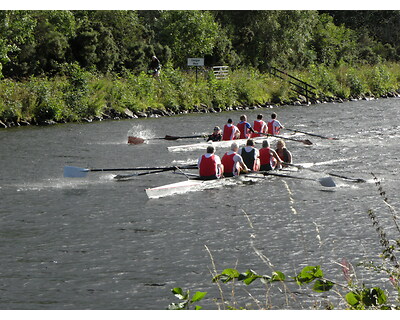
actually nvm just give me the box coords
[187,58,204,83]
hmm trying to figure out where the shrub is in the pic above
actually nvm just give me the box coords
[346,68,366,97]
[366,64,394,96]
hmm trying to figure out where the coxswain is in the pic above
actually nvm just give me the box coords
[222,119,240,141]
[207,126,222,142]
[198,146,224,180]
[259,140,282,171]
[275,139,292,168]
[267,112,284,135]
[239,139,260,171]
[237,115,255,139]
[251,114,267,138]
[221,142,249,177]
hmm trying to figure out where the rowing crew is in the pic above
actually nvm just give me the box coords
[197,139,292,180]
[207,112,284,142]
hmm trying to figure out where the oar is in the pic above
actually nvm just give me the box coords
[64,164,197,178]
[248,171,336,187]
[114,169,168,180]
[285,128,339,140]
[128,134,207,144]
[255,132,313,145]
[284,163,366,183]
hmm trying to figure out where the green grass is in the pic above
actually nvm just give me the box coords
[1,62,400,125]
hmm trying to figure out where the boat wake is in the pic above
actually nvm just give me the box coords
[13,175,115,192]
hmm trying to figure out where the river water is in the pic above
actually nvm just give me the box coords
[1,98,400,310]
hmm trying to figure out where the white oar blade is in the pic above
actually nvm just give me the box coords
[318,176,336,188]
[64,166,89,178]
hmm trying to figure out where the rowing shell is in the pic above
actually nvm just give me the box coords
[145,166,335,199]
[145,168,299,199]
[145,175,250,199]
[167,133,304,152]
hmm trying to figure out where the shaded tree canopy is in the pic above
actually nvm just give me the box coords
[1,9,400,78]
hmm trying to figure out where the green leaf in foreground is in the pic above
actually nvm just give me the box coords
[345,291,361,307]
[171,287,189,300]
[295,265,324,285]
[271,271,286,282]
[361,287,387,306]
[313,279,335,292]
[345,287,387,308]
[213,268,240,283]
[191,291,207,303]
[238,269,261,285]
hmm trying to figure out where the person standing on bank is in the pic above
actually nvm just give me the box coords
[222,119,240,141]
[237,115,255,139]
[221,142,249,177]
[259,140,282,171]
[198,146,224,180]
[239,139,260,171]
[251,114,267,138]
[267,112,284,135]
[150,56,161,80]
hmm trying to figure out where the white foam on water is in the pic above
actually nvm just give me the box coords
[14,176,115,192]
[127,124,155,139]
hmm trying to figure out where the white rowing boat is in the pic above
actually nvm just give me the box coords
[145,175,247,199]
[144,166,336,199]
[167,133,304,152]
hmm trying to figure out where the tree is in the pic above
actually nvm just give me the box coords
[0,10,36,78]
[310,13,357,66]
[156,11,220,67]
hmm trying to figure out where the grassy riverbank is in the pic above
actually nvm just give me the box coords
[1,62,400,128]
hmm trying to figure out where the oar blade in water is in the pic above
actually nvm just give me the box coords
[303,139,313,145]
[318,176,336,188]
[128,136,145,144]
[164,135,181,140]
[64,166,90,178]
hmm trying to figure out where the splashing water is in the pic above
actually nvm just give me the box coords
[127,124,155,138]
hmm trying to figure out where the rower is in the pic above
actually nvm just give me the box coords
[275,139,292,168]
[237,115,255,139]
[198,146,224,180]
[239,139,260,171]
[259,140,282,171]
[207,126,222,142]
[222,119,240,141]
[251,114,267,138]
[221,142,249,177]
[267,112,284,135]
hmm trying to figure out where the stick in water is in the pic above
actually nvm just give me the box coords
[249,171,336,188]
[285,128,339,140]
[128,134,206,144]
[64,164,197,178]
[255,132,313,145]
[284,163,366,182]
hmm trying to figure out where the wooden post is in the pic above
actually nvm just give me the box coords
[305,84,309,104]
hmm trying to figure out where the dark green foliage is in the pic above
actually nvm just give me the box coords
[294,265,324,285]
[345,287,387,309]
[2,10,400,79]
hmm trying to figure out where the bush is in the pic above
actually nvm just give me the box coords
[366,64,394,96]
[345,68,366,97]
[1,62,400,126]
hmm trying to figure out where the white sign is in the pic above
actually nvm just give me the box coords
[187,58,204,66]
